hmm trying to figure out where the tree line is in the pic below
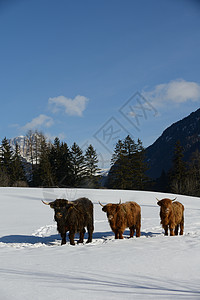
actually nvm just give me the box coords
[155,140,200,197]
[1,130,200,196]
[105,136,200,196]
[0,131,99,188]
[106,135,149,190]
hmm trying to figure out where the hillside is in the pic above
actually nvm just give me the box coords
[0,187,200,299]
[146,108,200,179]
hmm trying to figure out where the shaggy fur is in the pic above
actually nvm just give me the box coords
[157,198,184,236]
[48,198,94,245]
[101,201,141,239]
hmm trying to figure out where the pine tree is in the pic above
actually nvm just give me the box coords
[70,142,86,187]
[11,143,27,186]
[37,138,54,187]
[48,137,66,187]
[84,144,99,187]
[58,142,73,187]
[124,135,138,189]
[0,137,13,185]
[111,139,125,165]
[85,145,98,177]
[108,139,128,189]
[49,137,60,186]
[124,135,137,156]
[169,140,187,194]
[132,139,149,190]
[107,136,149,190]
[185,149,200,196]
[0,167,10,186]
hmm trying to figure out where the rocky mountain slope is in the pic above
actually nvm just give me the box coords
[146,108,200,179]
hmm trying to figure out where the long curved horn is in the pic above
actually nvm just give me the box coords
[156,198,160,202]
[41,200,51,205]
[99,201,104,207]
[172,197,177,201]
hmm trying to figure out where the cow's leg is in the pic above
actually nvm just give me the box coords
[115,230,119,239]
[119,230,124,239]
[57,225,66,245]
[180,217,184,235]
[136,224,141,238]
[60,231,66,245]
[69,231,75,245]
[130,226,135,238]
[57,223,67,245]
[136,214,141,238]
[78,228,86,244]
[175,225,179,235]
[169,225,175,236]
[86,224,93,243]
[163,226,168,236]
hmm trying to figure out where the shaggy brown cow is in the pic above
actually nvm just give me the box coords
[42,198,94,245]
[99,201,141,239]
[157,198,184,236]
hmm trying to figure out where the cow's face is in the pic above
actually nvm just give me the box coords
[49,199,72,221]
[102,204,119,222]
[157,199,172,216]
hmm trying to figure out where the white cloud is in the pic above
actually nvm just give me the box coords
[143,79,200,107]
[22,114,54,131]
[48,95,89,117]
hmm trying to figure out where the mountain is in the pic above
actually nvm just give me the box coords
[8,135,29,158]
[146,108,200,179]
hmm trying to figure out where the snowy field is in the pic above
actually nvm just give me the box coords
[0,187,200,300]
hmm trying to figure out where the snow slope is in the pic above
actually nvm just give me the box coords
[0,187,200,300]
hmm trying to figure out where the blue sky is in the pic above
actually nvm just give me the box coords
[1,0,200,168]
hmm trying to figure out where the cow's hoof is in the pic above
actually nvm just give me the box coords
[77,240,84,244]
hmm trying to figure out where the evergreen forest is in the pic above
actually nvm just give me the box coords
[1,130,200,196]
[0,131,99,188]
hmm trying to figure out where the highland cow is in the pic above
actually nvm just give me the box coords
[157,198,184,236]
[99,201,141,239]
[42,197,94,245]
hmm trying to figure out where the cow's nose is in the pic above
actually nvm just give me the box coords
[56,212,63,218]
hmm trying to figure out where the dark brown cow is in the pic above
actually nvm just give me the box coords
[42,198,94,245]
[100,201,141,239]
[157,198,184,236]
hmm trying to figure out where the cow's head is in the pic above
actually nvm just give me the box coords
[99,201,121,222]
[156,198,176,216]
[42,199,76,221]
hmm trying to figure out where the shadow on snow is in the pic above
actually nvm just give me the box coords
[0,234,60,245]
[0,230,161,246]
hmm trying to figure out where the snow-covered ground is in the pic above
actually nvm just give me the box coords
[0,187,200,299]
